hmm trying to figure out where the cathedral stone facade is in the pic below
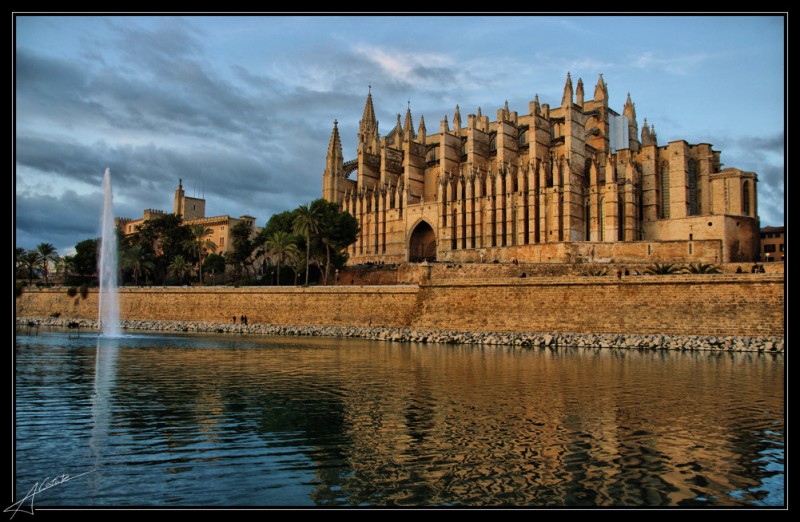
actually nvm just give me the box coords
[322,74,759,265]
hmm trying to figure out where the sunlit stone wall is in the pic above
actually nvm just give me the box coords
[16,274,784,338]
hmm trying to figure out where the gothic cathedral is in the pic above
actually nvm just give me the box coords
[322,73,759,265]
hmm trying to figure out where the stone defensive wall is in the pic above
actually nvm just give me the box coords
[338,261,784,286]
[17,273,784,338]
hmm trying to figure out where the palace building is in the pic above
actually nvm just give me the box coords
[322,73,760,265]
[116,180,258,254]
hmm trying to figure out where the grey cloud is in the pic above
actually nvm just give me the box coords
[107,17,205,67]
[17,26,275,149]
[748,133,784,153]
[15,190,105,253]
[409,64,457,83]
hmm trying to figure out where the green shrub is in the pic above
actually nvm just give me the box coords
[581,268,608,276]
[644,263,682,275]
[682,262,722,274]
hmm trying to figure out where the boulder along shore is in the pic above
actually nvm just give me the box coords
[16,316,784,353]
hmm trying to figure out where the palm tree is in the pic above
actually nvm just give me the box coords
[320,236,340,286]
[644,262,682,275]
[36,243,57,285]
[682,262,721,274]
[580,268,608,276]
[21,251,42,286]
[292,204,320,286]
[289,251,306,286]
[120,245,155,286]
[185,224,217,285]
[167,255,192,285]
[263,231,298,286]
[15,247,26,279]
[51,255,66,285]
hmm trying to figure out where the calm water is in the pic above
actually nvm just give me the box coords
[14,330,784,508]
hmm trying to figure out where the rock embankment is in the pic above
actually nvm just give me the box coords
[16,317,784,353]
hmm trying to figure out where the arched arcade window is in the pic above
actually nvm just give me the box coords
[743,180,751,216]
[660,162,670,219]
[687,158,699,216]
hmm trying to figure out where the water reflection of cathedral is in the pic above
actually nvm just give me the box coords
[114,342,783,506]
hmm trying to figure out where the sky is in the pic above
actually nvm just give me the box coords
[15,14,785,255]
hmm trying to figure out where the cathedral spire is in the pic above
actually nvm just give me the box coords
[359,88,378,143]
[562,72,573,107]
[503,100,510,119]
[594,73,607,102]
[641,118,652,146]
[576,78,585,107]
[477,106,482,118]
[327,119,343,158]
[532,94,541,115]
[441,114,450,134]
[393,113,403,146]
[323,119,344,202]
[453,104,462,132]
[418,114,426,143]
[623,92,636,120]
[403,102,415,139]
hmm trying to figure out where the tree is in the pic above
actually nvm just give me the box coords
[120,244,155,286]
[15,247,26,280]
[185,224,217,285]
[21,251,41,286]
[260,199,358,286]
[292,204,320,286]
[35,243,58,285]
[52,255,67,284]
[289,251,306,286]
[133,214,194,284]
[682,262,721,274]
[167,255,192,285]
[203,253,226,284]
[71,238,99,282]
[263,230,298,286]
[261,210,298,239]
[311,199,359,285]
[226,221,257,285]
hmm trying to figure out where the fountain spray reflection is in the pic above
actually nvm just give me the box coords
[88,336,119,495]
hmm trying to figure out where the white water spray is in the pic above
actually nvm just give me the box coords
[98,168,120,337]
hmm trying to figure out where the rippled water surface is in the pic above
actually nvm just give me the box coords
[14,331,784,507]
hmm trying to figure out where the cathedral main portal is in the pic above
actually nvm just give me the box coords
[409,221,436,262]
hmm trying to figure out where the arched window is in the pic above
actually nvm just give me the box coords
[687,159,698,216]
[427,147,438,163]
[584,158,592,190]
[660,162,670,219]
[489,133,497,153]
[585,198,591,240]
[743,180,751,216]
[518,129,527,146]
[599,195,605,241]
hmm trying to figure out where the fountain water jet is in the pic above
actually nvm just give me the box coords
[98,168,120,337]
